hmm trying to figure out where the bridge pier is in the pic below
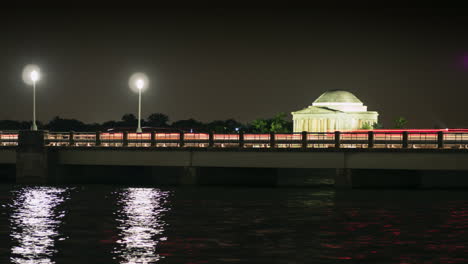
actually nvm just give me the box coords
[334,168,353,189]
[181,167,199,185]
[276,168,335,187]
[150,166,199,185]
[16,130,56,184]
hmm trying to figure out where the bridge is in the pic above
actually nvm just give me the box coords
[1,130,468,188]
[1,129,468,148]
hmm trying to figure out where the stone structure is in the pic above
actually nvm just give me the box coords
[16,130,51,184]
[291,90,379,132]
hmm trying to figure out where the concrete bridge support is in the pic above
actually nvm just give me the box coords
[149,166,199,185]
[16,131,55,184]
[334,168,353,189]
[5,131,468,188]
[181,167,199,185]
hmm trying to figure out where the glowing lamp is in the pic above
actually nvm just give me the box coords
[22,64,41,131]
[129,73,150,133]
[136,79,144,90]
[30,70,40,82]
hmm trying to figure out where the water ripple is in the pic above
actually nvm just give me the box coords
[9,186,68,264]
[113,188,170,264]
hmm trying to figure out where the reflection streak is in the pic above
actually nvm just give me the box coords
[114,188,170,264]
[10,187,68,264]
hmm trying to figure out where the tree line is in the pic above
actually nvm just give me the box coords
[0,112,293,133]
[0,113,414,132]
[360,117,408,130]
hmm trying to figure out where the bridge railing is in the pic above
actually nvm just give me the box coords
[0,131,18,146]
[2,130,468,149]
[374,131,404,148]
[443,132,468,149]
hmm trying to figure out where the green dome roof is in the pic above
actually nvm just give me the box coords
[313,90,362,104]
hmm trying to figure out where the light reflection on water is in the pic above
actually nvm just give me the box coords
[114,188,170,264]
[3,186,468,263]
[9,187,68,264]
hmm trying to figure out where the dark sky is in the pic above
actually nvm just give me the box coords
[1,7,468,128]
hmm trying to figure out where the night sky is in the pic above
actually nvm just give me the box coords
[1,7,468,128]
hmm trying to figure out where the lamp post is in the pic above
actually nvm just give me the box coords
[22,65,41,131]
[129,72,149,134]
[136,79,144,133]
[30,70,40,131]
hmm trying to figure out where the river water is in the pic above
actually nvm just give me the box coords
[0,185,468,263]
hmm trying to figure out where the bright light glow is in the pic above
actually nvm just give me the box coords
[136,79,144,90]
[114,188,170,264]
[129,72,149,93]
[10,187,68,264]
[22,64,41,85]
[30,70,39,82]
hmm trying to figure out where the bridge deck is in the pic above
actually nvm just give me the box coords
[2,130,468,149]
[2,146,468,171]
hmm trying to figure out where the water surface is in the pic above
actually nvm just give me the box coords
[1,185,468,263]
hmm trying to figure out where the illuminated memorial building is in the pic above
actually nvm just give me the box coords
[291,90,379,132]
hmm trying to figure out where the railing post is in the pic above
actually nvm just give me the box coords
[334,131,341,148]
[402,131,409,148]
[151,131,156,147]
[180,132,185,147]
[302,131,308,149]
[95,131,101,146]
[69,131,74,146]
[270,132,275,148]
[239,131,244,148]
[123,132,128,147]
[209,131,214,147]
[437,131,444,149]
[368,131,374,148]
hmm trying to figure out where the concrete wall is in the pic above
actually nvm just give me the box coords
[53,149,468,188]
[4,146,468,188]
[0,148,15,164]
[0,164,15,182]
[345,152,468,170]
[58,150,192,167]
[42,164,335,187]
[56,149,468,171]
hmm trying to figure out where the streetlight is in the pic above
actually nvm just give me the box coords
[136,79,144,133]
[22,65,41,131]
[129,73,149,133]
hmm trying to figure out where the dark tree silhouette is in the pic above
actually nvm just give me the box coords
[372,122,384,129]
[0,113,294,133]
[121,113,138,127]
[102,120,118,130]
[269,112,291,133]
[172,119,205,132]
[248,113,292,133]
[122,113,137,122]
[46,116,87,131]
[207,119,243,133]
[0,120,25,130]
[147,113,169,127]
[249,119,269,133]
[394,117,408,129]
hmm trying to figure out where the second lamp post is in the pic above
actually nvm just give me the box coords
[129,73,149,133]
